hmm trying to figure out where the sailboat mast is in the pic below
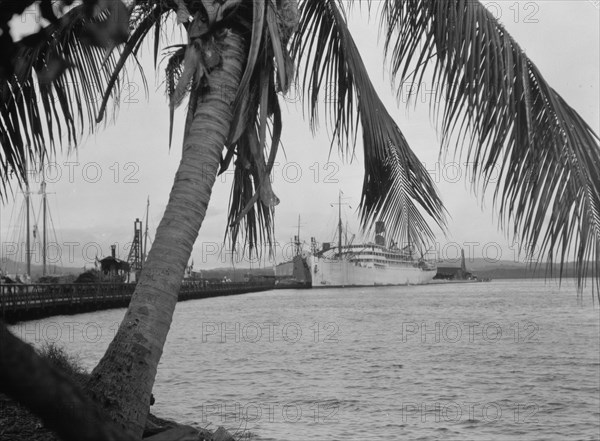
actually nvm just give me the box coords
[24,155,31,278]
[41,158,47,276]
[42,179,47,276]
[25,181,31,277]
[338,190,342,257]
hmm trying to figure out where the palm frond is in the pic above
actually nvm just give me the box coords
[290,0,446,249]
[96,2,165,123]
[223,0,297,258]
[0,6,120,199]
[224,65,280,257]
[0,2,166,200]
[379,0,600,289]
[226,119,277,258]
[163,44,187,146]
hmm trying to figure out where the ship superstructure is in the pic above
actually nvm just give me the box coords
[309,192,436,287]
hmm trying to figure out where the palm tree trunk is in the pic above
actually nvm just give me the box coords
[86,29,245,438]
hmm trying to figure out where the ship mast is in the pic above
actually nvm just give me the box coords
[295,215,302,256]
[330,190,351,258]
[293,214,307,256]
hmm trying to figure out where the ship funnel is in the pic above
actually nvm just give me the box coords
[111,244,116,258]
[375,221,385,246]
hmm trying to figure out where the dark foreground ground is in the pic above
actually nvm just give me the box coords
[0,392,54,441]
[0,393,237,441]
[0,393,184,440]
[0,343,240,441]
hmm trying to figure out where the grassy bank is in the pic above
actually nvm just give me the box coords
[0,344,238,441]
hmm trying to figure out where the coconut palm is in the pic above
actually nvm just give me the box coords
[1,0,598,438]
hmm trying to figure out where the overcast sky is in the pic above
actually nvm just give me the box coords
[1,1,599,271]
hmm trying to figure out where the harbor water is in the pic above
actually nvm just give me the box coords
[11,280,600,440]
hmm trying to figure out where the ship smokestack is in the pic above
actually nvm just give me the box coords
[375,221,385,246]
[111,244,116,258]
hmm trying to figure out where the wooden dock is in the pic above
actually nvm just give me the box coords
[0,280,274,323]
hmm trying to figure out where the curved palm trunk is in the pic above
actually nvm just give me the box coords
[87,29,245,438]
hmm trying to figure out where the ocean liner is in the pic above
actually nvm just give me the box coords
[308,193,437,287]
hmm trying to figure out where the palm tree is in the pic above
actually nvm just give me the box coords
[1,0,598,438]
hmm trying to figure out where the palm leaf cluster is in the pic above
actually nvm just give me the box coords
[219,0,296,253]
[158,1,298,254]
[376,0,599,285]
[0,2,132,199]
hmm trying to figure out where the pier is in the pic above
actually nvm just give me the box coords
[0,280,274,323]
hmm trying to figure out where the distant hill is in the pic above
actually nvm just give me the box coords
[2,255,587,283]
[193,259,590,282]
[0,257,83,279]
[192,266,274,282]
[439,258,584,279]
[1,256,275,282]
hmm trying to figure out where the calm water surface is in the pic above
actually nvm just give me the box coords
[13,280,600,440]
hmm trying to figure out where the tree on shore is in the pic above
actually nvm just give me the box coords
[1,0,598,439]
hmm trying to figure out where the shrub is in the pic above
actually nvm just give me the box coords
[37,343,87,378]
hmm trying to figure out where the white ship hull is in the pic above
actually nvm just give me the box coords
[309,255,436,287]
